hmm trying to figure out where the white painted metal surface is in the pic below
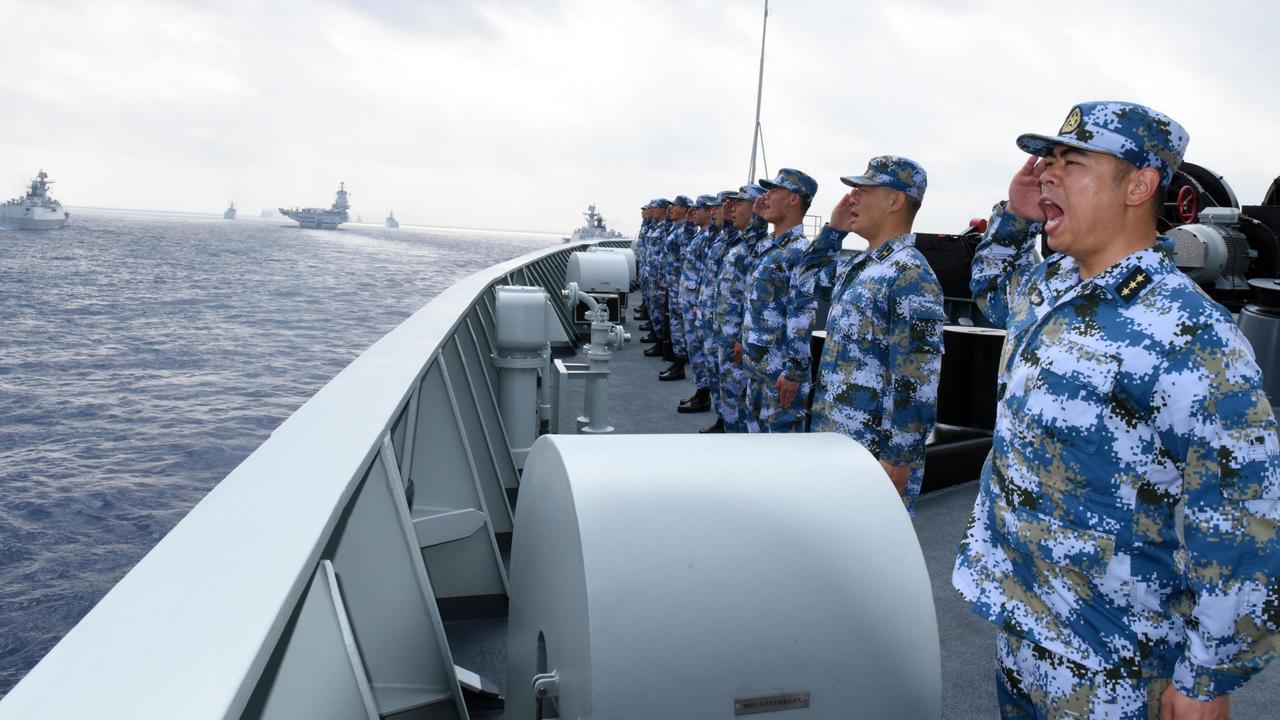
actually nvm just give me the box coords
[565,251,628,294]
[507,433,943,719]
[586,246,636,286]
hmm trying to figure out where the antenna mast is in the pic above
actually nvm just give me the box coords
[747,0,770,183]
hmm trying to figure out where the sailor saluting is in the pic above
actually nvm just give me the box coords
[952,101,1280,718]
[800,156,946,514]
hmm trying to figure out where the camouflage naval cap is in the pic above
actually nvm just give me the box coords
[840,155,928,201]
[1017,101,1189,188]
[758,168,818,201]
[694,194,722,208]
[728,183,766,201]
[671,195,693,208]
[717,190,736,202]
[653,198,672,208]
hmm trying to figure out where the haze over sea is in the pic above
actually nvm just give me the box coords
[0,211,560,694]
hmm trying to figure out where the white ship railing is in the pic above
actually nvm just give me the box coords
[0,240,607,719]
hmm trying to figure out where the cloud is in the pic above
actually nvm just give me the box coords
[0,0,1275,234]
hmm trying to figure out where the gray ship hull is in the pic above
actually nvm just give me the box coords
[0,210,69,230]
[279,209,347,230]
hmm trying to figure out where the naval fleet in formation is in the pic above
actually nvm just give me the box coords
[1,171,611,237]
[1,170,69,229]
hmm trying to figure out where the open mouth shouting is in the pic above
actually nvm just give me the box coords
[1040,197,1064,235]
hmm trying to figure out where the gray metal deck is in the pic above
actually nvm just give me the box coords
[450,289,1280,719]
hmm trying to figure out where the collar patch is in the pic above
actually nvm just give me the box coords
[1115,266,1153,303]
[873,243,894,262]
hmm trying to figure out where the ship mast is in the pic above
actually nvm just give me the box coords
[747,0,770,183]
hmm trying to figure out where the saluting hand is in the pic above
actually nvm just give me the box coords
[1007,156,1048,222]
[830,192,857,232]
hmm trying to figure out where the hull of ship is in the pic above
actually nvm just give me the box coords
[0,209,68,230]
[280,209,347,230]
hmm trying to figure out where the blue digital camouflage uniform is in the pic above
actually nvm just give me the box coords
[640,204,669,327]
[643,212,672,338]
[655,197,694,345]
[699,202,738,413]
[717,213,768,431]
[953,102,1280,717]
[741,169,820,433]
[807,227,945,513]
[742,222,814,433]
[635,206,655,314]
[676,195,721,383]
[801,156,943,510]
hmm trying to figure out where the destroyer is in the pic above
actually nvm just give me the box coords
[279,182,350,229]
[0,170,69,229]
[565,203,623,243]
[223,202,236,220]
[385,210,399,228]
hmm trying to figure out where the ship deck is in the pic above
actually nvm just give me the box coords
[443,289,1280,719]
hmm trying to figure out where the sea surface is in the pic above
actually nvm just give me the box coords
[0,210,560,695]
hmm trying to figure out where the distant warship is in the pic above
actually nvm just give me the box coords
[279,183,350,229]
[567,203,623,242]
[223,202,236,220]
[1,170,69,229]
[385,210,399,228]
[259,208,275,219]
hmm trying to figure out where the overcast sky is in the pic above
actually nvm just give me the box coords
[2,0,1277,235]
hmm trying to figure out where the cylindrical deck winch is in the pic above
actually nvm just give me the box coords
[506,433,942,719]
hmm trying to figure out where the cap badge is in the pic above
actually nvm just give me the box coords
[1060,106,1083,135]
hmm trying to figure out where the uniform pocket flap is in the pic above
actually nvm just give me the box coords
[1038,337,1119,393]
[997,502,1116,579]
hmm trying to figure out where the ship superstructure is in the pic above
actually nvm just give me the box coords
[385,210,399,228]
[567,203,623,242]
[223,202,236,220]
[279,182,350,229]
[0,170,69,229]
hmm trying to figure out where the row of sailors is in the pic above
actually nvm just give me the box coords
[625,100,1280,720]
[632,156,939,510]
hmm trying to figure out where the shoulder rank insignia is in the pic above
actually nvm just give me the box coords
[1115,266,1153,302]
[873,243,894,262]
[1028,286,1044,306]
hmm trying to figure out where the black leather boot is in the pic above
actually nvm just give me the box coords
[640,332,660,344]
[662,340,676,363]
[677,386,710,411]
[639,322,653,331]
[643,342,664,357]
[699,416,726,433]
[659,359,686,381]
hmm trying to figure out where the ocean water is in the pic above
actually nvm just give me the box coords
[0,210,560,695]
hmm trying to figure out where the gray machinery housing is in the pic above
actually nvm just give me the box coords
[1169,207,1253,292]
[565,251,630,327]
[507,433,942,719]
